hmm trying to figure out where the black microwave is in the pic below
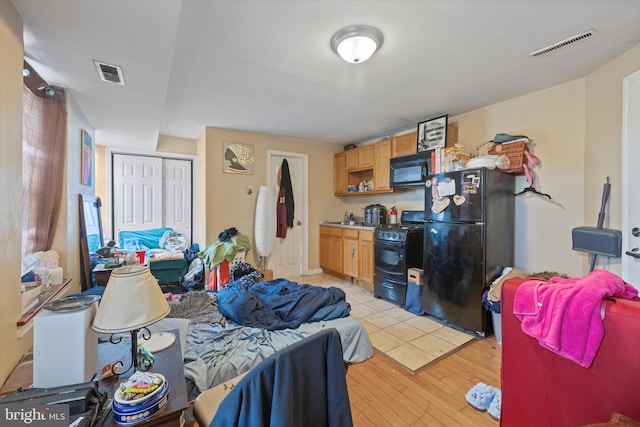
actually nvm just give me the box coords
[389,152,431,187]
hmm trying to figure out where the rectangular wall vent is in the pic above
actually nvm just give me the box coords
[529,29,597,57]
[93,60,125,85]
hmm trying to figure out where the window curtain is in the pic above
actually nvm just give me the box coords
[22,84,66,257]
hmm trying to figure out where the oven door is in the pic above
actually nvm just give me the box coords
[374,239,407,281]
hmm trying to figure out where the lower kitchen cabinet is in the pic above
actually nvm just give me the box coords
[320,226,344,276]
[358,230,375,291]
[320,225,374,291]
[343,232,359,278]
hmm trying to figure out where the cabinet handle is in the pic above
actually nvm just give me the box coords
[351,248,356,257]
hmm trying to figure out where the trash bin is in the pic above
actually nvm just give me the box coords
[492,311,502,344]
[405,268,425,315]
[482,289,502,344]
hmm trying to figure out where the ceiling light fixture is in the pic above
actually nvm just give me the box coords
[23,68,31,77]
[330,25,383,64]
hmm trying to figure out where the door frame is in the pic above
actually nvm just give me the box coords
[267,149,309,275]
[105,147,197,242]
[622,69,640,284]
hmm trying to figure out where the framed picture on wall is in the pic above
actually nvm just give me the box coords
[417,114,448,152]
[222,142,255,174]
[81,129,93,186]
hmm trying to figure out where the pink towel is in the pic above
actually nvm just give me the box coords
[513,269,638,368]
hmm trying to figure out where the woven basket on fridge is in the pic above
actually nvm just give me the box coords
[488,141,527,174]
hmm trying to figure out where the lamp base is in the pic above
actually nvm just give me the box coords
[109,328,152,376]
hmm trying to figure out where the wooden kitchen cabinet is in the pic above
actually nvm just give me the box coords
[334,152,347,195]
[358,145,375,169]
[374,139,391,192]
[320,225,375,291]
[343,229,359,279]
[320,226,344,276]
[346,145,374,171]
[390,126,458,159]
[358,230,375,290]
[345,149,358,171]
[334,139,399,196]
[391,132,417,158]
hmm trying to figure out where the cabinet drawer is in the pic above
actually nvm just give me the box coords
[343,229,359,239]
[320,225,343,237]
[359,230,374,241]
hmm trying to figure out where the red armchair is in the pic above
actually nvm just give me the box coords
[501,277,640,426]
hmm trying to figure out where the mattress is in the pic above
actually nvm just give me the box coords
[182,315,372,400]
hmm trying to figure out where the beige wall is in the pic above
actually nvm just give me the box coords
[0,0,27,385]
[453,79,587,276]
[54,92,96,294]
[156,134,197,155]
[199,128,344,270]
[585,44,640,271]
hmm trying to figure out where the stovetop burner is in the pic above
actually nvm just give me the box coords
[375,210,424,242]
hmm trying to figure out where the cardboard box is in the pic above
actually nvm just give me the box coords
[258,269,274,282]
[408,268,423,285]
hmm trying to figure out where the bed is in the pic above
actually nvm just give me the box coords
[160,277,373,400]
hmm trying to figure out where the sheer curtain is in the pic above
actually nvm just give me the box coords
[21,84,66,257]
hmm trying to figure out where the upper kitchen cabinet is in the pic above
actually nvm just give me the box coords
[334,139,400,196]
[390,126,459,159]
[391,132,417,158]
[358,145,375,169]
[346,144,374,171]
[374,139,391,191]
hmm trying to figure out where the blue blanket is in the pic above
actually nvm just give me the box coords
[217,279,351,330]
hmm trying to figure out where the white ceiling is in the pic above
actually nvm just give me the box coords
[12,0,640,150]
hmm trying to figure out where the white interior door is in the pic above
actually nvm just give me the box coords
[267,152,307,278]
[622,69,640,287]
[113,154,163,240]
[164,158,193,243]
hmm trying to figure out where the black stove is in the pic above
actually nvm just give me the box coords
[373,210,424,307]
[375,224,424,241]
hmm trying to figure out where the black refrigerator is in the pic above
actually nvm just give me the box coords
[422,168,514,335]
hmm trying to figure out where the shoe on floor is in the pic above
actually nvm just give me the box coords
[465,382,498,411]
[488,389,502,420]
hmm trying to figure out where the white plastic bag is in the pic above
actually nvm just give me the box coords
[184,258,204,282]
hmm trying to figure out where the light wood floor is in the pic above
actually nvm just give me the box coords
[347,337,502,427]
[189,337,501,427]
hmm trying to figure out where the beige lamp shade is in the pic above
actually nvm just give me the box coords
[92,265,170,334]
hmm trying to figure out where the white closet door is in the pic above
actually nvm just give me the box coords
[164,158,192,243]
[113,154,163,240]
[623,70,640,286]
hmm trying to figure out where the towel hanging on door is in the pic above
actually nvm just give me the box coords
[276,159,294,238]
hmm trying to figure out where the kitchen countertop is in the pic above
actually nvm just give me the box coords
[320,221,376,231]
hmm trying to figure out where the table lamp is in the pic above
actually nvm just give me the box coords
[92,265,170,374]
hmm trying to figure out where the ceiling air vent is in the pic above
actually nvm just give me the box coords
[93,60,125,85]
[529,29,597,57]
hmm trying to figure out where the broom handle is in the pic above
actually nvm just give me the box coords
[596,177,611,229]
[590,177,611,271]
